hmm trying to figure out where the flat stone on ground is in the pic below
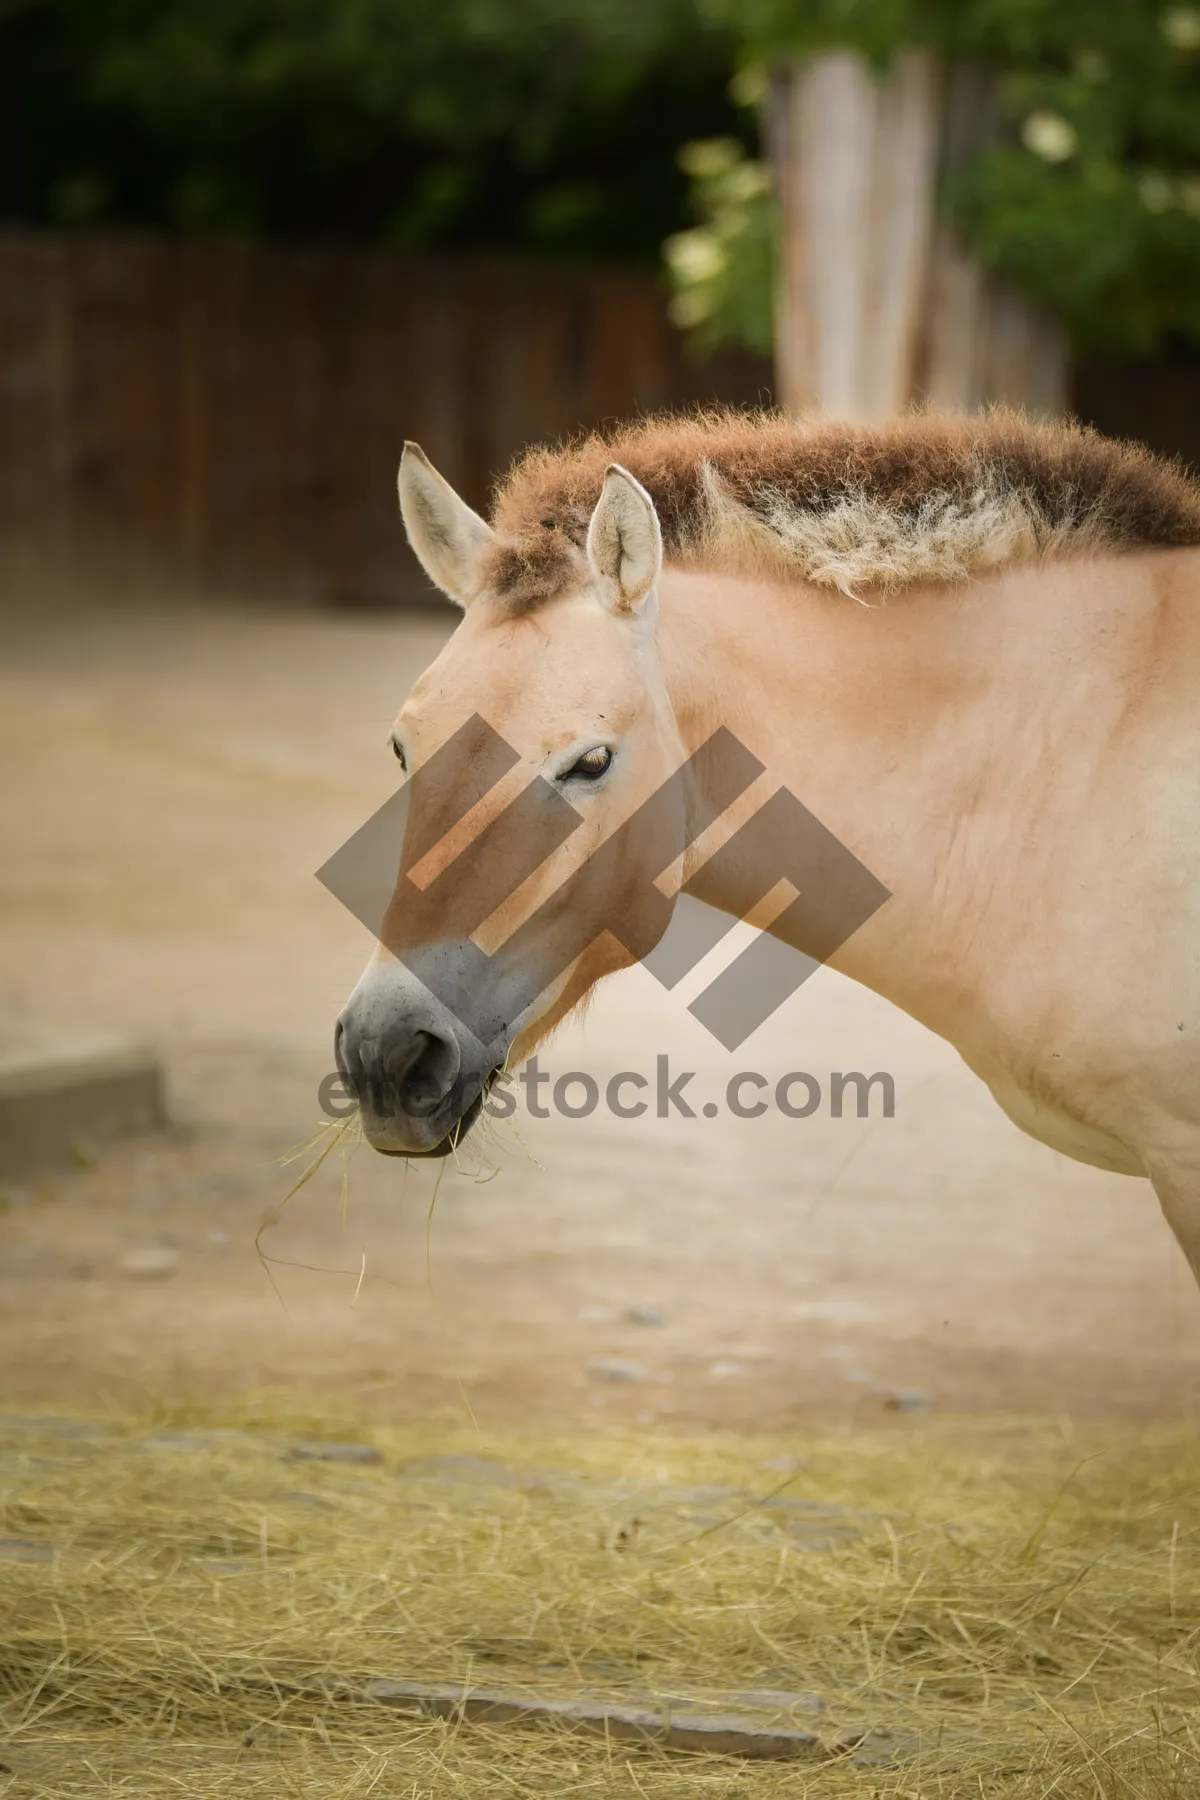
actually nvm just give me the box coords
[361,1676,911,1764]
[0,1021,164,1179]
[285,1440,383,1465]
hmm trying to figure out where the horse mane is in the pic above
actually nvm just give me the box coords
[481,408,1200,604]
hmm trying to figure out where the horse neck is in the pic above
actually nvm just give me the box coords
[651,557,1150,1037]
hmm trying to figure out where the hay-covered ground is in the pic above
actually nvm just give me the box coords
[2,1403,1198,1797]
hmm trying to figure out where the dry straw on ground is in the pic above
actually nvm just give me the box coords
[2,1400,1199,1797]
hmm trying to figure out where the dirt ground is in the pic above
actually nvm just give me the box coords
[2,586,1199,1431]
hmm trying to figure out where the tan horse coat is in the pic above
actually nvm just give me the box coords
[335,413,1200,1281]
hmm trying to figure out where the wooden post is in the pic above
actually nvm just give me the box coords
[769,51,1067,419]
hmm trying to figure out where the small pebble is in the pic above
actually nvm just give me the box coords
[118,1247,179,1279]
[285,1441,382,1465]
[587,1358,647,1385]
[625,1305,666,1327]
[0,1538,53,1563]
[885,1388,933,1413]
[709,1360,747,1379]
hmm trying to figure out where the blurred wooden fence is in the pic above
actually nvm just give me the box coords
[0,232,771,606]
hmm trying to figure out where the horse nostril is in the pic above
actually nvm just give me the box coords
[388,1028,458,1116]
[336,980,463,1130]
[385,1030,425,1085]
[334,1015,362,1085]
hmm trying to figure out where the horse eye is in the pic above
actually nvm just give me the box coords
[390,738,407,770]
[564,746,613,782]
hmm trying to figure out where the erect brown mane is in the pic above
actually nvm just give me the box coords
[480,408,1200,604]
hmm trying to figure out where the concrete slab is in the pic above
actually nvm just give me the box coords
[0,1021,165,1180]
[361,1675,913,1765]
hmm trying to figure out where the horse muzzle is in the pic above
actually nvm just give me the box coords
[334,963,497,1157]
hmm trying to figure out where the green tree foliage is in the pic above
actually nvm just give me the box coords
[664,136,775,354]
[3,0,746,261]
[674,0,1200,356]
[9,0,1197,355]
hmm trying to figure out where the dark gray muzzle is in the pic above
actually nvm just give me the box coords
[335,962,496,1156]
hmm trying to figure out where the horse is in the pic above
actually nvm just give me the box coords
[333,409,1200,1281]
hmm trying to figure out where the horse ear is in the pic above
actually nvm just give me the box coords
[398,443,494,607]
[586,464,662,616]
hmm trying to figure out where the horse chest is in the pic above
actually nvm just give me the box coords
[981,1066,1147,1177]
